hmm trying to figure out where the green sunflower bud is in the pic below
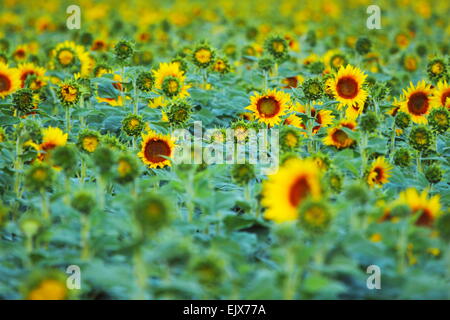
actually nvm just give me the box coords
[408,125,434,151]
[264,35,289,61]
[424,164,443,184]
[298,200,332,233]
[427,58,447,83]
[359,111,379,132]
[166,100,192,127]
[25,163,54,192]
[121,114,145,137]
[231,163,256,186]
[114,40,134,61]
[393,147,412,167]
[280,127,301,151]
[428,107,449,134]
[302,78,323,101]
[116,153,140,184]
[192,43,215,68]
[52,144,78,174]
[12,88,35,114]
[325,169,343,193]
[355,36,372,55]
[77,129,101,153]
[71,190,96,215]
[134,193,171,233]
[395,112,411,129]
[57,80,81,107]
[136,71,155,92]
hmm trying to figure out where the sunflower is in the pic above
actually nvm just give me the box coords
[0,63,20,99]
[366,157,393,188]
[293,103,335,134]
[262,158,322,223]
[281,75,303,88]
[397,188,441,227]
[431,80,450,109]
[17,63,46,89]
[345,101,365,119]
[57,81,80,107]
[12,45,27,62]
[323,119,357,149]
[138,131,176,169]
[153,62,190,98]
[52,41,91,76]
[328,64,368,108]
[27,279,67,300]
[192,44,215,68]
[400,80,434,124]
[33,127,68,162]
[323,49,347,71]
[246,89,291,126]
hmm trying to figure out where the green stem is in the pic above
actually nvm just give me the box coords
[389,122,396,160]
[133,77,139,115]
[133,246,148,299]
[65,106,71,133]
[81,214,90,260]
[360,132,368,177]
[14,135,23,202]
[41,189,50,221]
[416,150,422,175]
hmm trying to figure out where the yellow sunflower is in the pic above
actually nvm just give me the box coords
[17,63,47,90]
[153,62,190,98]
[397,188,441,227]
[0,63,20,99]
[246,89,291,126]
[328,64,368,108]
[399,80,434,124]
[138,131,176,169]
[293,103,335,134]
[366,157,393,188]
[323,119,357,149]
[431,80,450,109]
[262,158,322,223]
[13,45,28,62]
[345,101,365,120]
[52,41,91,77]
[36,127,68,161]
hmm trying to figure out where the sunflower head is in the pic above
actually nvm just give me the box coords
[280,127,302,151]
[393,147,412,167]
[431,80,450,109]
[324,169,343,193]
[428,107,449,133]
[114,40,134,61]
[57,80,81,107]
[427,58,447,82]
[397,188,441,227]
[77,129,101,153]
[25,163,54,191]
[166,100,192,127]
[0,63,20,99]
[122,114,145,137]
[192,43,215,68]
[134,193,172,233]
[116,153,140,185]
[246,89,291,126]
[408,125,434,151]
[355,36,372,55]
[258,57,275,72]
[424,164,443,184]
[211,56,230,74]
[24,273,68,300]
[190,253,225,287]
[302,78,324,101]
[366,156,393,188]
[262,158,322,223]
[395,112,411,129]
[71,190,96,215]
[359,111,379,132]
[171,57,189,74]
[298,200,332,233]
[138,131,176,169]
[400,80,434,124]
[93,146,116,175]
[265,35,289,61]
[12,88,36,114]
[93,64,112,78]
[136,71,155,92]
[231,163,256,186]
[51,144,78,174]
[329,65,368,108]
[153,62,188,98]
[323,120,357,149]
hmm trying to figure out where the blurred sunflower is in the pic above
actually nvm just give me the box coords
[366,157,393,188]
[397,188,441,227]
[323,119,357,149]
[328,65,368,108]
[262,158,322,223]
[52,41,91,76]
[400,80,434,124]
[246,89,291,126]
[294,103,335,134]
[138,131,176,168]
[153,62,190,98]
[431,80,450,109]
[0,63,20,99]
[17,63,46,89]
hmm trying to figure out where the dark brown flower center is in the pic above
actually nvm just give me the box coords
[257,97,280,118]
[336,77,358,99]
[144,139,171,163]
[0,74,11,92]
[441,90,450,106]
[289,176,310,207]
[332,129,348,144]
[407,92,429,115]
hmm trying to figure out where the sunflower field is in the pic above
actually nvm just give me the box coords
[0,0,449,300]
